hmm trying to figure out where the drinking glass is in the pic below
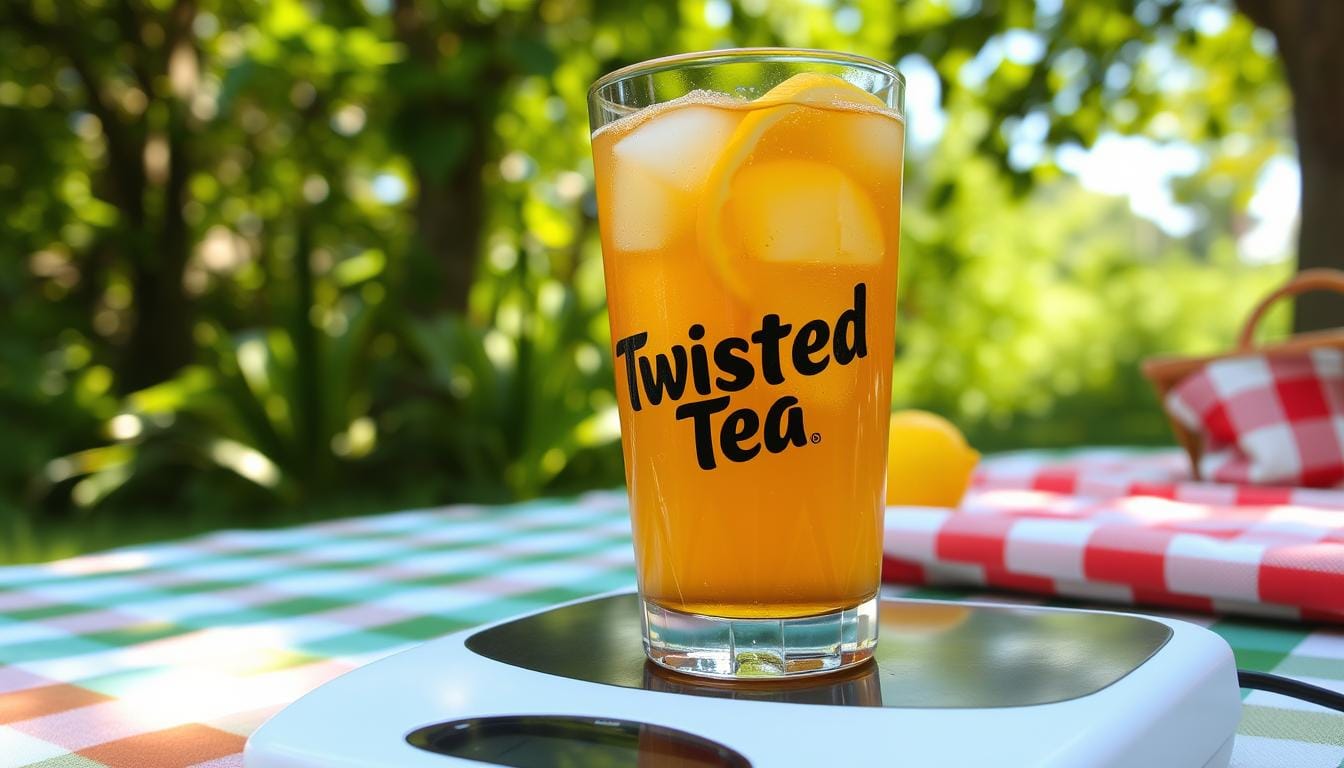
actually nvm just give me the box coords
[588,48,905,679]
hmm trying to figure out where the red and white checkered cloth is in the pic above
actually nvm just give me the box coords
[1165,348,1344,487]
[882,449,1344,623]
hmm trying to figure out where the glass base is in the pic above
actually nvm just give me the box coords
[640,596,878,680]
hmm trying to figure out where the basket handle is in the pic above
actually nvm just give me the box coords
[1237,269,1344,350]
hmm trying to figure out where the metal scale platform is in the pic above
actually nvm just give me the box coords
[245,592,1241,767]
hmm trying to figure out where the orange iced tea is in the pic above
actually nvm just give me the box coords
[590,50,903,677]
[593,74,902,618]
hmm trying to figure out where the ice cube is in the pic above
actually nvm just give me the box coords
[845,113,905,185]
[611,162,678,252]
[729,160,884,265]
[613,105,739,192]
[836,172,884,264]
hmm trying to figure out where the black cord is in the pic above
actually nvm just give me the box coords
[1238,669,1344,713]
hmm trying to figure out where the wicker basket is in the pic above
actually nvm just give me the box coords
[1141,268,1344,479]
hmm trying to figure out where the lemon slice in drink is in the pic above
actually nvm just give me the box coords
[751,72,888,109]
[698,74,889,297]
[728,160,884,265]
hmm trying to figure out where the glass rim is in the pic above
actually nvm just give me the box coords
[588,46,905,102]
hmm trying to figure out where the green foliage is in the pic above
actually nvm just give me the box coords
[895,104,1290,449]
[0,0,1295,562]
[395,277,619,500]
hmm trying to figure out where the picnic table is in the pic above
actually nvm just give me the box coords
[1,454,1341,767]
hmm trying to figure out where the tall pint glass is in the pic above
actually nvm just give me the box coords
[588,49,905,679]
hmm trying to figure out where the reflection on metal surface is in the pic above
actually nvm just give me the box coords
[406,715,751,767]
[644,659,883,707]
[465,593,1172,709]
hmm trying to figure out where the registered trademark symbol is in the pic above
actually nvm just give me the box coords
[810,432,821,444]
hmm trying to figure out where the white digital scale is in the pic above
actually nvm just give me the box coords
[245,592,1242,767]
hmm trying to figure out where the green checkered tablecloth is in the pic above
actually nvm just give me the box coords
[0,491,1340,767]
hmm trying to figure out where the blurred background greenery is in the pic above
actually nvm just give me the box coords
[0,0,1323,562]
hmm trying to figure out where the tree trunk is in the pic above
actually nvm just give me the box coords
[1293,108,1344,333]
[391,0,497,315]
[1237,0,1344,333]
[121,0,197,390]
[122,111,194,392]
[8,3,194,389]
[413,133,490,314]
[290,210,325,493]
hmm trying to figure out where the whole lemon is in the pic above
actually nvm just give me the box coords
[886,410,980,507]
